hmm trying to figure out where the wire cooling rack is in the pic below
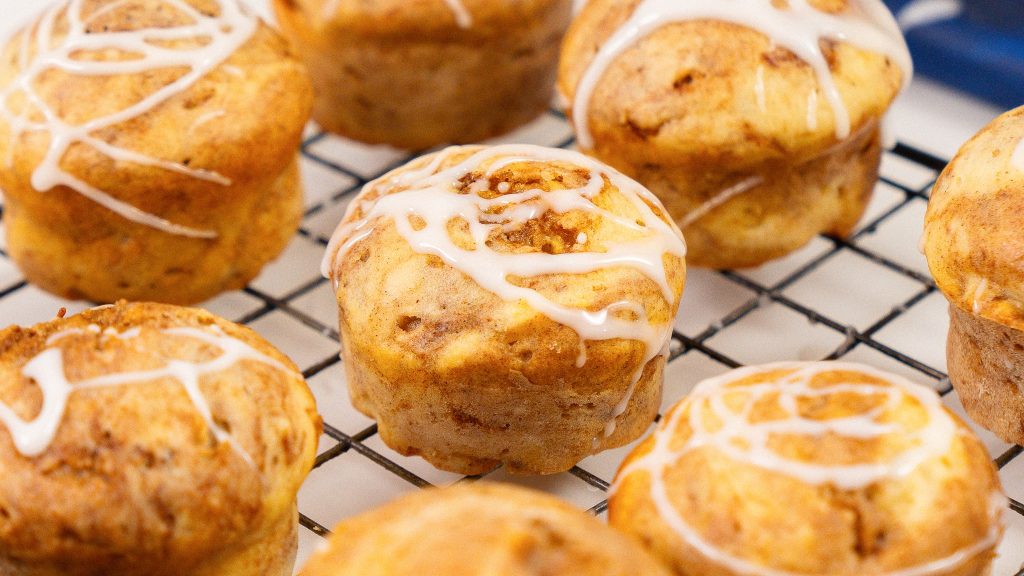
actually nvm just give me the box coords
[0,109,1021,574]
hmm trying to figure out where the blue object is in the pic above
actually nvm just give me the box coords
[884,0,1024,109]
[962,0,1021,31]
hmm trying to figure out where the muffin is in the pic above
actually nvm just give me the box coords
[0,302,321,575]
[272,0,572,150]
[610,362,1004,576]
[924,105,1024,446]
[558,0,911,268]
[322,144,687,475]
[0,0,313,305]
[299,483,672,576]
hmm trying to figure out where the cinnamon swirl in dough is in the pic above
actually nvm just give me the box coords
[558,0,910,268]
[272,0,572,150]
[0,302,321,575]
[611,362,1004,576]
[300,484,672,576]
[0,0,312,304]
[322,144,686,475]
[924,105,1024,447]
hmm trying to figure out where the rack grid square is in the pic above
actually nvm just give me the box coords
[1,108,1021,575]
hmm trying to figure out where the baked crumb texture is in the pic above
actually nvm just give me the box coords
[300,483,674,576]
[273,0,572,150]
[611,362,1004,576]
[0,302,322,576]
[0,0,313,304]
[558,0,907,268]
[925,105,1024,446]
[323,145,686,475]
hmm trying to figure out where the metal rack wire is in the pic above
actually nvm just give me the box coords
[0,108,1020,574]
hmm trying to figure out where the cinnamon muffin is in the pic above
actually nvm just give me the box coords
[0,0,313,304]
[299,483,672,576]
[924,105,1024,446]
[272,0,572,150]
[0,302,322,575]
[558,0,911,268]
[322,144,687,475]
[610,362,1004,576]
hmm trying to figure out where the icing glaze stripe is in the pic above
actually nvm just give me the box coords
[614,361,1002,576]
[323,144,686,438]
[1012,137,1024,172]
[571,0,912,148]
[443,0,473,28]
[679,175,763,229]
[0,0,259,239]
[0,324,296,466]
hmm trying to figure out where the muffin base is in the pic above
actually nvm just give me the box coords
[198,506,299,576]
[4,158,302,305]
[343,332,664,475]
[274,2,571,150]
[610,361,1002,576]
[615,124,880,269]
[0,506,299,576]
[300,484,674,576]
[948,304,1024,446]
[611,469,997,576]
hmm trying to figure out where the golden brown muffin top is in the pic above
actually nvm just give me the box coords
[558,0,908,167]
[0,302,321,574]
[300,483,673,576]
[924,106,1024,331]
[323,145,685,402]
[0,0,312,238]
[612,361,1004,575]
[280,0,566,38]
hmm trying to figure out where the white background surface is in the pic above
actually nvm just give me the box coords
[0,1,1021,575]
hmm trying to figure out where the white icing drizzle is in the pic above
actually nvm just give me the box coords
[188,109,226,134]
[44,323,101,345]
[443,0,473,28]
[321,0,472,28]
[679,175,764,229]
[0,0,259,239]
[754,64,767,113]
[1012,137,1024,172]
[971,277,989,315]
[571,0,912,149]
[615,361,1003,576]
[806,88,820,131]
[0,323,295,465]
[322,145,686,438]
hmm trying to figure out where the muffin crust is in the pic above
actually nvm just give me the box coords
[558,0,907,268]
[924,105,1024,446]
[611,362,1004,576]
[273,0,572,149]
[300,484,673,576]
[0,0,313,304]
[0,302,321,575]
[324,145,686,475]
